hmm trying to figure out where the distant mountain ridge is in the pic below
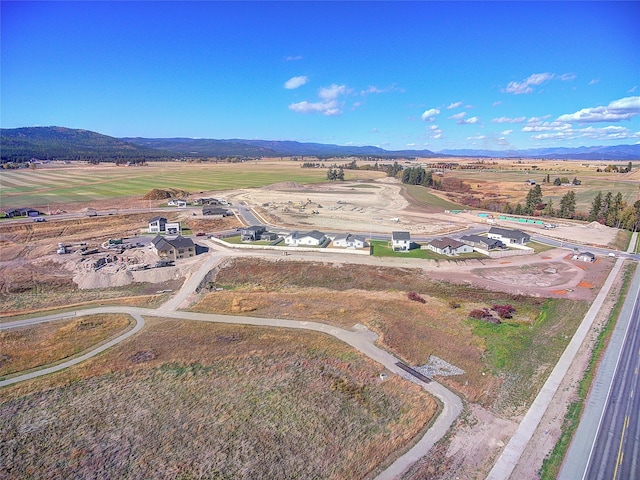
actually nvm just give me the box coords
[1,126,639,162]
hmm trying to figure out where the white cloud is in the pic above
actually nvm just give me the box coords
[505,72,555,94]
[421,108,440,121]
[492,101,503,107]
[449,112,466,120]
[284,76,309,89]
[288,83,350,116]
[492,116,526,123]
[558,73,576,81]
[522,117,570,132]
[361,84,404,95]
[285,55,303,61]
[426,124,444,139]
[501,130,513,136]
[447,101,463,109]
[556,96,640,123]
[532,125,640,141]
[458,116,479,125]
[630,86,638,93]
[589,78,600,86]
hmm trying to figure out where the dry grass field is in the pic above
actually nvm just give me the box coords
[0,317,437,480]
[0,314,131,377]
[191,258,589,415]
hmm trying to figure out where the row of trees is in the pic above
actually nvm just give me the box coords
[326,165,345,181]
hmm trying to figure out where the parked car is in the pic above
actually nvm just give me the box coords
[33,217,46,222]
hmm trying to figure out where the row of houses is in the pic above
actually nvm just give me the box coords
[425,227,531,256]
[4,207,42,218]
[240,226,367,249]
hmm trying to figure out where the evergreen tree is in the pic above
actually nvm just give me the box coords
[514,203,523,215]
[524,184,543,214]
[559,191,576,218]
[543,199,554,217]
[337,166,345,181]
[588,192,603,222]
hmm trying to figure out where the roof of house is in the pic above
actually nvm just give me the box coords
[392,231,411,241]
[151,235,194,250]
[241,225,266,232]
[301,230,326,241]
[460,234,502,246]
[489,226,529,240]
[429,237,465,249]
[149,216,167,223]
[334,233,366,243]
[577,251,596,259]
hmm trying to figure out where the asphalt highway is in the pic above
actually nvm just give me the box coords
[583,283,640,480]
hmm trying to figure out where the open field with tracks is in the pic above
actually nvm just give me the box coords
[0,317,437,480]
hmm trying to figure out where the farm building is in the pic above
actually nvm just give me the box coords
[426,237,473,256]
[460,234,506,251]
[391,231,411,251]
[151,235,195,261]
[332,233,368,249]
[488,226,530,245]
[285,230,328,247]
[4,207,42,218]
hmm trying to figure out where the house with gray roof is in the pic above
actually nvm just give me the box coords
[151,235,195,261]
[427,237,473,256]
[241,225,267,241]
[488,226,530,245]
[391,231,411,251]
[285,230,328,247]
[148,216,167,233]
[460,234,506,251]
[332,233,368,249]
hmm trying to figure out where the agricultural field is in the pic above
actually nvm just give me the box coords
[0,317,437,479]
[0,161,381,210]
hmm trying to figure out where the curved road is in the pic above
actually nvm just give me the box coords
[0,247,463,480]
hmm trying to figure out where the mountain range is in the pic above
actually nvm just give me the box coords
[2,126,639,162]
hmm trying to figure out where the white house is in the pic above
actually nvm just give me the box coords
[332,233,368,249]
[165,222,181,235]
[488,226,530,245]
[427,237,473,256]
[391,231,411,251]
[572,251,596,263]
[167,199,187,208]
[148,216,167,233]
[285,230,327,247]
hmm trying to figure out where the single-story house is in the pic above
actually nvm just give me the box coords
[460,234,506,250]
[148,216,167,233]
[167,199,187,207]
[151,235,195,261]
[391,231,411,251]
[285,230,328,247]
[427,237,473,256]
[241,225,267,241]
[202,206,232,217]
[572,251,596,263]
[332,233,368,249]
[4,207,41,218]
[488,226,530,245]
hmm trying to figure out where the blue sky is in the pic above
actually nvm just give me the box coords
[2,1,639,152]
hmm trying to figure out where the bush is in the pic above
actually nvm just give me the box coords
[492,304,516,319]
[407,291,426,303]
[469,308,501,324]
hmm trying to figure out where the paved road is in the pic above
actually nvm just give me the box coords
[558,262,640,480]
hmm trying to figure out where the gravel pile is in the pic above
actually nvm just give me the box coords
[415,355,465,378]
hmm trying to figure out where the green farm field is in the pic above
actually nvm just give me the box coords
[0,161,360,209]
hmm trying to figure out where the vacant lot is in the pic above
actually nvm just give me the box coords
[0,317,437,480]
[191,258,589,414]
[0,314,131,377]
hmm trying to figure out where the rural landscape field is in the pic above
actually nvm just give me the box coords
[3,2,640,479]
[1,155,638,479]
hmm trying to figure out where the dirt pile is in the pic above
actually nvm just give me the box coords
[142,188,190,200]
